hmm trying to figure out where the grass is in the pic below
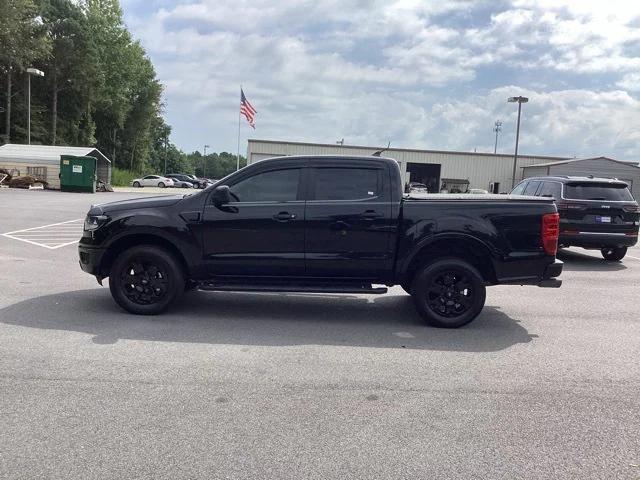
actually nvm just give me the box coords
[110,167,139,186]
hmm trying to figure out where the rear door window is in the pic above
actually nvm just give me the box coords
[564,183,634,201]
[312,168,383,201]
[523,181,541,196]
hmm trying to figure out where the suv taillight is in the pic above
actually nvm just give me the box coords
[622,204,639,213]
[541,213,559,256]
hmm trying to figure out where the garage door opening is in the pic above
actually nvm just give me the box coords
[406,163,441,193]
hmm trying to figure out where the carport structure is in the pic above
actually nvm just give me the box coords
[0,144,111,189]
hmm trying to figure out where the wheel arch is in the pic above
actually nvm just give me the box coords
[399,234,498,287]
[99,233,189,279]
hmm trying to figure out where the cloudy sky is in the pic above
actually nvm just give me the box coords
[121,0,640,160]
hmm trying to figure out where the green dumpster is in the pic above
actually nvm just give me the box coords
[59,155,97,193]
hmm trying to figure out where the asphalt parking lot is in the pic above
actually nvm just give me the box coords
[1,188,639,480]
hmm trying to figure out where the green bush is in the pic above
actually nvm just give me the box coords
[111,167,138,186]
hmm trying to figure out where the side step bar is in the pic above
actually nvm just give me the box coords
[198,281,388,295]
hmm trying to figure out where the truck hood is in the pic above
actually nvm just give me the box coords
[89,195,184,214]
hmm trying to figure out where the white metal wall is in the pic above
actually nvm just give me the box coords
[247,140,568,192]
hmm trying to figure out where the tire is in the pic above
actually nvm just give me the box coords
[133,181,141,188]
[411,258,486,328]
[108,245,185,315]
[158,182,165,188]
[601,246,627,261]
[182,183,189,189]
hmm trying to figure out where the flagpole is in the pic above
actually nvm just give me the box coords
[237,85,242,171]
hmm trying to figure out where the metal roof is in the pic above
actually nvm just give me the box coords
[0,144,111,164]
[249,138,571,161]
[521,156,640,169]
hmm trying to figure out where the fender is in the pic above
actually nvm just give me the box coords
[395,232,497,280]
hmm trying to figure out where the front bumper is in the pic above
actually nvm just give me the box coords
[78,244,106,277]
[560,232,638,249]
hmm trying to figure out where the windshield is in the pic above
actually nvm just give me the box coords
[564,183,634,201]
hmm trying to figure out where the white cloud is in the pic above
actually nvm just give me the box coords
[121,0,640,160]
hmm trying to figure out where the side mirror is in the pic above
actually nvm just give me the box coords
[211,185,231,206]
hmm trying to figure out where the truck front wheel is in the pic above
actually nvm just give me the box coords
[108,245,185,315]
[411,258,486,328]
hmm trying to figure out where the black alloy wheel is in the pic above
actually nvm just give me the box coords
[109,245,185,315]
[601,246,627,261]
[411,258,486,328]
[426,270,474,318]
[120,260,169,305]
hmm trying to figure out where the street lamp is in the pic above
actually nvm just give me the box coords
[26,68,44,145]
[203,144,210,178]
[507,96,528,188]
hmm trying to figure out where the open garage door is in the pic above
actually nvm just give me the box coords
[406,162,441,193]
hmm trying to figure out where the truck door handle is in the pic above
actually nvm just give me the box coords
[362,210,383,220]
[273,212,296,221]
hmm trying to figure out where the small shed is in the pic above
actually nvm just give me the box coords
[0,144,111,189]
[522,157,640,199]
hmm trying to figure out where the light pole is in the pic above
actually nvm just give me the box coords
[493,120,502,154]
[203,144,209,178]
[163,134,168,174]
[508,96,528,188]
[26,68,44,145]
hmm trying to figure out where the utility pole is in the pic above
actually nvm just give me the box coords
[26,68,44,145]
[493,120,502,154]
[507,96,529,188]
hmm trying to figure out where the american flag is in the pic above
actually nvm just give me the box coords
[240,89,256,129]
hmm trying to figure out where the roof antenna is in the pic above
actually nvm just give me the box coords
[373,141,391,157]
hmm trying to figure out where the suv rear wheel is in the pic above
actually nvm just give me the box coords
[109,245,185,315]
[601,246,627,261]
[411,258,486,328]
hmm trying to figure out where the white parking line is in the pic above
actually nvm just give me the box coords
[2,219,84,249]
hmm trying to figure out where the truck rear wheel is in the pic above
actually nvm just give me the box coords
[411,258,486,328]
[601,246,626,261]
[108,245,185,315]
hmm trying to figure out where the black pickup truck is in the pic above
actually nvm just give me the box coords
[79,155,562,328]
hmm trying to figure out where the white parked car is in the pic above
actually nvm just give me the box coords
[131,175,175,188]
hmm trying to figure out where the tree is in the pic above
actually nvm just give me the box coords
[0,0,51,143]
[40,0,95,145]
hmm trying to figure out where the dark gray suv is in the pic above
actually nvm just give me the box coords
[512,176,639,261]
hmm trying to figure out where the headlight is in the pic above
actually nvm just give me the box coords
[84,214,109,231]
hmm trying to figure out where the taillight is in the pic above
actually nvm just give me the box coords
[623,205,639,213]
[541,213,560,256]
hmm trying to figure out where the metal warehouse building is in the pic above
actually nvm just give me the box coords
[0,144,112,189]
[247,139,571,193]
[523,157,640,199]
